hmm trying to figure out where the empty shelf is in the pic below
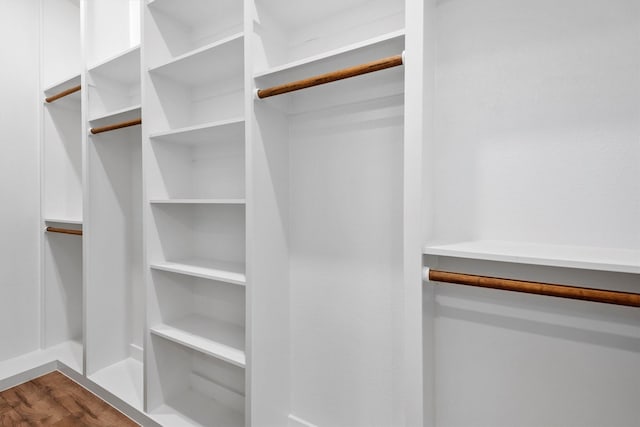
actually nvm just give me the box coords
[423,240,640,274]
[149,118,244,145]
[150,315,245,367]
[150,259,246,285]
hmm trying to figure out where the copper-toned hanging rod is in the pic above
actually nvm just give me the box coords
[427,269,640,308]
[45,85,81,103]
[90,118,142,135]
[46,226,82,236]
[256,52,405,99]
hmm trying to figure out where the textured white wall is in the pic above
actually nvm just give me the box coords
[0,0,41,360]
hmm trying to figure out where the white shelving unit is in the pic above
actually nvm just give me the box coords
[40,0,83,374]
[83,0,144,411]
[144,1,247,424]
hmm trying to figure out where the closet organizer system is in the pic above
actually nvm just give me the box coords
[36,0,420,426]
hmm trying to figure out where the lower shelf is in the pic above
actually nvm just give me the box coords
[89,357,143,410]
[151,385,244,427]
[150,315,245,368]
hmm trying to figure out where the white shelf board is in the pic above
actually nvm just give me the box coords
[150,315,245,368]
[89,358,143,410]
[148,34,243,86]
[43,73,81,95]
[149,117,244,145]
[88,45,141,85]
[44,217,83,226]
[254,29,405,78]
[151,387,244,427]
[423,240,640,274]
[150,259,246,285]
[89,104,141,123]
[150,199,246,205]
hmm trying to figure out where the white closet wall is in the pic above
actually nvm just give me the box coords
[423,1,640,426]
[0,0,41,361]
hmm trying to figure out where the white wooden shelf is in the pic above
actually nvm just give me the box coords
[423,240,640,275]
[44,217,83,225]
[89,358,143,410]
[89,104,141,123]
[254,30,405,79]
[149,118,244,145]
[150,315,246,367]
[150,259,246,285]
[43,73,81,95]
[88,45,141,85]
[150,199,245,205]
[148,34,243,86]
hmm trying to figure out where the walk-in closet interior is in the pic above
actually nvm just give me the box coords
[0,0,638,426]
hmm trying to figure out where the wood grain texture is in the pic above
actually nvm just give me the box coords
[256,54,404,99]
[90,118,141,135]
[429,269,640,308]
[45,85,81,103]
[46,227,82,236]
[0,371,138,426]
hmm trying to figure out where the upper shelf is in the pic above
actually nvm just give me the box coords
[89,104,141,123]
[423,240,640,275]
[88,45,141,85]
[43,74,81,103]
[148,33,243,86]
[254,30,405,79]
[149,118,244,145]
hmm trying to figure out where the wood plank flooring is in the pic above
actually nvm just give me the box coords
[0,371,138,426]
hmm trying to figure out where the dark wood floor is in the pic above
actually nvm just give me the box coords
[0,371,138,426]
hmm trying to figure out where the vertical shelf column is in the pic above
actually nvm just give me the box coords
[143,0,247,425]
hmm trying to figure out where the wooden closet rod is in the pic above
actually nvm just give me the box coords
[256,52,405,99]
[427,269,640,308]
[45,85,81,103]
[90,118,142,134]
[46,226,82,236]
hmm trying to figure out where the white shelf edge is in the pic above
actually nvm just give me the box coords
[88,44,141,73]
[44,217,83,225]
[149,261,246,285]
[149,199,246,205]
[150,324,246,368]
[89,104,142,122]
[423,240,640,274]
[148,32,244,74]
[43,73,81,94]
[148,117,245,139]
[254,29,405,78]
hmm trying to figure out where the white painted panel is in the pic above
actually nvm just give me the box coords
[0,0,41,360]
[432,0,640,250]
